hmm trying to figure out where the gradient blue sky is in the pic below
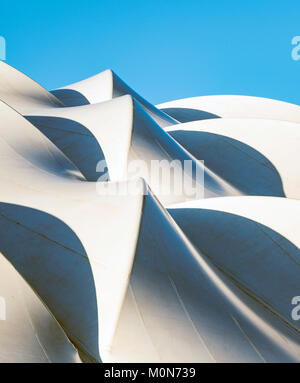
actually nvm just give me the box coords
[1,0,300,105]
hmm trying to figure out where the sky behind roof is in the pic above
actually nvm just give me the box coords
[1,0,300,105]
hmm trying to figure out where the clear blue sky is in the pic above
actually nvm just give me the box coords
[1,0,300,105]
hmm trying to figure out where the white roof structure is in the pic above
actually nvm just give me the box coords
[0,60,299,362]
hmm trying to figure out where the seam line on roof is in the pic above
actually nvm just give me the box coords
[28,121,93,137]
[230,314,266,363]
[21,290,52,363]
[0,211,87,259]
[128,282,161,361]
[168,275,216,362]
